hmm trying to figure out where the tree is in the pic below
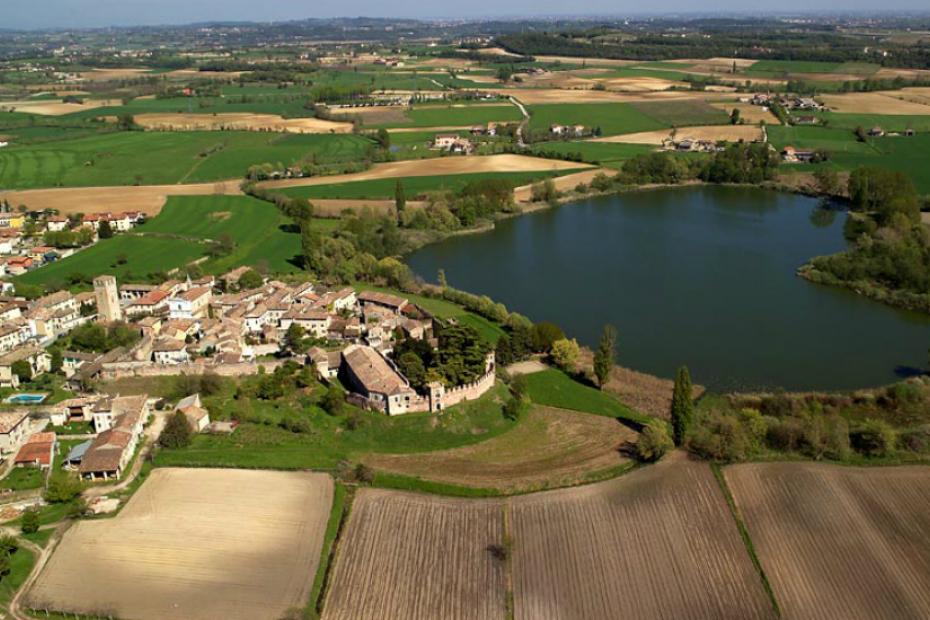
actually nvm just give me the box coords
[50,349,63,373]
[670,366,694,445]
[237,269,263,290]
[593,324,616,388]
[394,180,406,220]
[636,423,674,462]
[282,323,308,355]
[97,220,114,239]
[20,509,39,535]
[376,127,391,150]
[10,360,31,384]
[44,472,83,504]
[729,108,741,125]
[531,321,565,353]
[159,411,193,449]
[397,351,427,390]
[550,338,580,373]
[116,113,137,131]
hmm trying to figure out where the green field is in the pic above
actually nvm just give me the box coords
[15,194,341,289]
[528,103,666,136]
[593,66,692,81]
[0,131,373,189]
[745,60,843,76]
[767,125,877,155]
[830,133,930,194]
[15,235,205,289]
[378,103,522,128]
[523,368,650,426]
[814,111,930,133]
[631,99,730,127]
[530,141,655,166]
[136,194,305,273]
[279,170,579,200]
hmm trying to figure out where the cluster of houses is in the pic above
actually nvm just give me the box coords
[549,124,586,138]
[661,137,726,153]
[0,209,145,277]
[743,93,826,111]
[433,133,475,154]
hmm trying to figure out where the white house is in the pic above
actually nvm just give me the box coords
[176,393,210,432]
[152,338,190,365]
[0,410,30,454]
[168,286,212,319]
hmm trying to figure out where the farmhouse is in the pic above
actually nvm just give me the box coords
[0,410,30,454]
[869,126,885,137]
[80,395,148,480]
[14,431,56,468]
[61,439,92,470]
[358,290,409,314]
[433,134,474,154]
[782,145,817,163]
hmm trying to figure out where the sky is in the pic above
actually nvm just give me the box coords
[4,0,929,30]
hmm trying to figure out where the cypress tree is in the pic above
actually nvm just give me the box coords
[395,179,406,220]
[671,365,694,445]
[593,324,616,389]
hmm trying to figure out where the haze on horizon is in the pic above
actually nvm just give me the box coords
[4,0,930,30]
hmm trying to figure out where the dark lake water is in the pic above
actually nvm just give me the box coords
[406,186,930,391]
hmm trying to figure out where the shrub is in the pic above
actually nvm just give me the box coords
[549,338,580,373]
[636,423,674,462]
[899,425,930,453]
[21,508,39,534]
[850,419,897,458]
[801,414,850,461]
[44,472,84,504]
[688,408,766,463]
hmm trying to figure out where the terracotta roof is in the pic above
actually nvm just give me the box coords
[358,290,408,309]
[26,431,56,444]
[15,440,53,466]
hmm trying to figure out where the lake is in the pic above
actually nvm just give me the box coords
[406,186,930,391]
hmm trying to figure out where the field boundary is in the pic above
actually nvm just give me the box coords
[311,484,354,620]
[711,464,782,618]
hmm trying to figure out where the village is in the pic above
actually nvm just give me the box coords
[0,265,496,497]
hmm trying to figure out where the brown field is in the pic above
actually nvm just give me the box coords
[510,452,775,620]
[329,104,409,125]
[602,76,688,91]
[134,112,353,133]
[593,124,763,145]
[28,468,333,620]
[534,55,638,67]
[712,101,780,124]
[257,154,590,190]
[514,168,612,203]
[0,180,242,216]
[671,57,758,74]
[820,91,930,114]
[0,98,121,116]
[365,406,636,492]
[726,462,930,620]
[322,489,507,620]
[874,67,930,81]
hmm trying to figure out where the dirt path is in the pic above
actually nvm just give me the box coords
[509,96,530,147]
[505,360,548,376]
[7,522,68,620]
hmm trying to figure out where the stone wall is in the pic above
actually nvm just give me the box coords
[101,360,285,380]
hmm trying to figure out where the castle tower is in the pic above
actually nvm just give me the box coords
[93,275,122,323]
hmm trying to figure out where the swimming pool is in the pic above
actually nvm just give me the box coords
[4,393,48,405]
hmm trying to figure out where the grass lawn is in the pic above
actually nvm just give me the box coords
[0,131,372,189]
[155,381,516,470]
[47,421,94,435]
[0,467,45,492]
[766,125,876,155]
[528,103,666,136]
[523,368,651,426]
[307,483,347,616]
[21,527,55,548]
[631,99,730,127]
[278,170,580,200]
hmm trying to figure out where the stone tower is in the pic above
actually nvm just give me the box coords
[93,275,122,323]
